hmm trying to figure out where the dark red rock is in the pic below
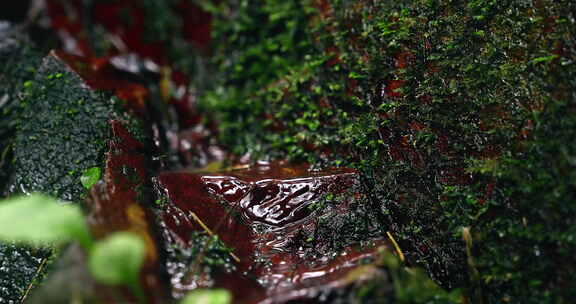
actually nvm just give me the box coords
[52,51,149,116]
[155,162,389,303]
[85,121,169,303]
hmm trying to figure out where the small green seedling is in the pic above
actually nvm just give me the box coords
[80,167,101,189]
[89,232,146,298]
[0,193,148,301]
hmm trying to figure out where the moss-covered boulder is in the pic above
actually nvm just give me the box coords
[0,42,144,303]
[202,0,576,301]
[5,52,119,201]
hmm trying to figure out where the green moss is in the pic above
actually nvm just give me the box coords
[468,100,576,303]
[296,185,386,258]
[202,0,576,301]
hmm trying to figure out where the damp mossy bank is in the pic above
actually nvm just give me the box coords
[202,0,576,302]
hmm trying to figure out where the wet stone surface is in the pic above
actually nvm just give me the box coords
[84,120,169,303]
[0,243,51,304]
[155,162,389,303]
[0,26,51,303]
[7,51,116,201]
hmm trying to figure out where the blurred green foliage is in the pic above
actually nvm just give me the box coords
[0,193,149,302]
[0,194,91,249]
[180,289,231,304]
[89,232,146,298]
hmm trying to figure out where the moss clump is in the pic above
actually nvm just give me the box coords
[461,100,576,303]
[294,185,387,259]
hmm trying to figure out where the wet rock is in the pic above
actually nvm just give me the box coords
[26,245,96,304]
[0,243,51,304]
[1,44,150,302]
[6,51,117,201]
[32,120,169,303]
[0,28,55,303]
[0,23,43,194]
[85,120,168,302]
[155,162,390,303]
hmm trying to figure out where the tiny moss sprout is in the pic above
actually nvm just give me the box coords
[80,167,101,189]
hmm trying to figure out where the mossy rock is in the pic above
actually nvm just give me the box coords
[0,28,42,194]
[203,0,576,301]
[6,52,119,201]
[0,36,145,303]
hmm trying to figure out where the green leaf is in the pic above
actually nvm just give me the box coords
[180,289,232,304]
[89,232,146,288]
[0,193,92,248]
[80,167,101,189]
